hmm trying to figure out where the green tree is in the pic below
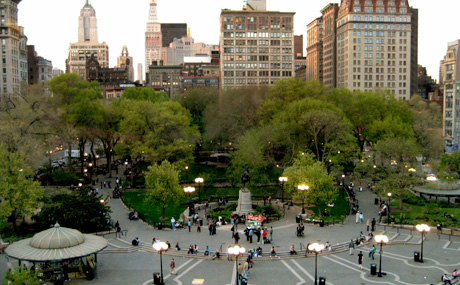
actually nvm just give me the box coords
[282,153,338,216]
[120,87,168,103]
[175,87,218,134]
[145,160,183,218]
[0,146,43,232]
[33,190,111,233]
[119,99,199,166]
[4,267,39,285]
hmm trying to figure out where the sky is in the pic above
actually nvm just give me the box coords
[18,0,460,82]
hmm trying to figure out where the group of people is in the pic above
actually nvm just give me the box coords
[296,223,305,237]
[243,226,273,244]
[442,269,458,284]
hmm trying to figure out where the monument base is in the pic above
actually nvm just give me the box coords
[235,188,253,216]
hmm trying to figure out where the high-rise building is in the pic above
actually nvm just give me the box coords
[441,40,460,151]
[162,30,215,66]
[145,0,162,69]
[416,65,438,102]
[306,17,323,83]
[66,1,109,79]
[138,63,143,83]
[0,0,28,98]
[161,23,187,48]
[307,1,417,99]
[27,45,53,85]
[335,0,416,100]
[219,4,295,90]
[117,46,134,82]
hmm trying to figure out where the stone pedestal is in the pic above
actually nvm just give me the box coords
[235,188,253,215]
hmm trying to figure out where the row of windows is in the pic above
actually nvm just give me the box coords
[352,23,408,30]
[223,16,292,23]
[222,63,293,69]
[352,15,408,22]
[224,32,293,38]
[224,39,293,46]
[353,7,406,14]
[223,70,293,77]
[223,55,293,61]
[224,24,292,31]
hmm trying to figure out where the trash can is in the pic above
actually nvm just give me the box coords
[240,277,248,285]
[374,198,379,205]
[319,276,326,285]
[319,219,325,227]
[370,263,377,275]
[296,215,301,223]
[153,272,162,285]
[414,251,420,262]
[157,222,162,230]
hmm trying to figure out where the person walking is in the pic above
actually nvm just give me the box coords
[369,244,376,260]
[116,224,121,238]
[270,226,273,241]
[366,219,370,232]
[188,220,192,232]
[358,251,364,269]
[170,259,177,275]
[249,228,253,243]
[171,217,176,231]
[359,212,364,224]
[371,218,376,232]
[209,223,213,236]
[197,221,201,232]
[238,263,243,281]
[243,260,250,278]
[349,239,355,255]
[356,211,360,223]
[234,231,240,244]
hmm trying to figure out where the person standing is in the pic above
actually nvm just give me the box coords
[366,219,370,232]
[270,226,273,241]
[197,221,201,232]
[237,263,243,281]
[209,223,213,235]
[356,211,360,223]
[249,228,253,243]
[358,251,364,269]
[231,225,235,239]
[171,217,176,231]
[369,245,376,260]
[170,259,177,275]
[116,224,121,238]
[360,212,364,224]
[188,220,192,232]
[234,231,240,244]
[349,239,355,255]
[371,218,376,232]
[243,260,250,278]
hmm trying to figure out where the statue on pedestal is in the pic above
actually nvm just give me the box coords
[241,163,250,190]
[236,163,253,215]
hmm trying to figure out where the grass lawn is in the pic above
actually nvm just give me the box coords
[306,188,349,223]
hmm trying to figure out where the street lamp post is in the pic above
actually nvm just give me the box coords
[297,184,309,213]
[341,174,345,198]
[185,166,189,183]
[279,177,288,203]
[195,177,204,204]
[227,245,245,285]
[416,224,430,262]
[152,241,169,284]
[184,186,196,216]
[387,193,392,226]
[375,234,389,277]
[308,243,325,285]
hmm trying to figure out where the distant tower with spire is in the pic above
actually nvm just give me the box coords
[67,1,109,79]
[145,0,162,69]
[117,46,134,82]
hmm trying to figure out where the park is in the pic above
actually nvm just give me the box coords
[0,76,459,284]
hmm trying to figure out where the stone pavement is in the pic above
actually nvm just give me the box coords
[2,168,459,285]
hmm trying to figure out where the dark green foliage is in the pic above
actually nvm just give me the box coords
[32,189,111,233]
[4,267,40,285]
[253,205,282,219]
[50,170,79,186]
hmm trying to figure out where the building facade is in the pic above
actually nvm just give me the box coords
[117,46,134,82]
[416,64,438,102]
[162,33,214,66]
[161,23,187,48]
[0,0,28,98]
[145,0,162,69]
[335,0,416,100]
[321,3,339,88]
[146,62,181,98]
[441,40,460,151]
[306,17,323,83]
[219,6,295,90]
[67,1,109,79]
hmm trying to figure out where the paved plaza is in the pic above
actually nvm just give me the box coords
[2,171,459,285]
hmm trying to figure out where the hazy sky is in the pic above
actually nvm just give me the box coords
[18,0,459,82]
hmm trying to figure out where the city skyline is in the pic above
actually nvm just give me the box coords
[18,0,459,82]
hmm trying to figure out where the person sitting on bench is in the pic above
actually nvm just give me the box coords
[132,237,140,246]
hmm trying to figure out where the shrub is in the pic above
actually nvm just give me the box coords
[50,170,79,186]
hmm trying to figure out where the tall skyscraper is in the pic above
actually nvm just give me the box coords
[441,40,460,151]
[0,0,28,98]
[145,0,162,69]
[307,0,417,100]
[219,4,295,91]
[161,23,187,48]
[117,46,134,82]
[66,1,109,79]
[306,17,323,83]
[138,63,143,83]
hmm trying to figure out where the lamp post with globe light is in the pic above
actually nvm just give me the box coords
[227,245,245,285]
[297,184,309,213]
[152,241,168,284]
[387,193,392,226]
[416,224,430,262]
[195,177,204,204]
[375,234,389,277]
[184,186,196,216]
[279,177,288,203]
[308,243,325,285]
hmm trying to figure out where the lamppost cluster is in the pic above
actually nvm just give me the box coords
[279,176,287,203]
[416,224,430,263]
[195,177,204,204]
[308,243,325,285]
[227,245,245,285]
[152,241,169,284]
[375,234,389,277]
[183,186,195,216]
[297,184,309,213]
